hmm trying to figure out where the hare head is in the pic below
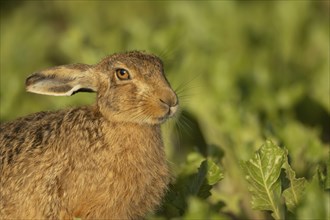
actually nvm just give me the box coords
[25,51,178,124]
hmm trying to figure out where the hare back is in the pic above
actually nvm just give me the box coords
[0,106,102,170]
[0,106,103,218]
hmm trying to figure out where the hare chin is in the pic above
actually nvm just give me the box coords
[155,105,179,124]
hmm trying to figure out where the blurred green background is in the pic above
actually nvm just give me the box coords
[0,1,329,219]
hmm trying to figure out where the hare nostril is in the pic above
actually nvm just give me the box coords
[159,98,178,108]
[159,99,167,105]
[159,92,178,107]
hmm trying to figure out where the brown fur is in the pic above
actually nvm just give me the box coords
[0,51,178,219]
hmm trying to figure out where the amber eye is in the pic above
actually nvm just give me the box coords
[115,68,130,80]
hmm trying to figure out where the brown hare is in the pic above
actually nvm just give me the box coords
[0,51,178,219]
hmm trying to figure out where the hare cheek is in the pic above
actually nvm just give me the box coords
[136,83,149,97]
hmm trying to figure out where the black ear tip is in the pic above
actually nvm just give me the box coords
[25,73,44,87]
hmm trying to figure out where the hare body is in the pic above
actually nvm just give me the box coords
[0,51,178,219]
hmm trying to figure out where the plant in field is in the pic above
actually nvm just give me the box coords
[155,152,226,219]
[241,140,329,220]
[153,141,329,220]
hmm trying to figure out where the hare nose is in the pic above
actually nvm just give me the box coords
[159,91,178,108]
[159,90,179,117]
[159,98,177,108]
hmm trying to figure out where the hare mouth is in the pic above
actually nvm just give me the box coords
[156,104,178,123]
[169,105,178,117]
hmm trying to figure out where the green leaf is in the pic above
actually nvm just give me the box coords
[282,161,307,212]
[183,197,229,220]
[326,151,330,190]
[156,153,224,218]
[206,159,225,185]
[189,159,224,198]
[296,175,328,220]
[179,152,206,177]
[241,140,286,220]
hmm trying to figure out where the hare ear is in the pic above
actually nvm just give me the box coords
[25,63,99,96]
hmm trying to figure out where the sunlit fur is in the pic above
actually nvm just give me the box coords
[0,51,178,219]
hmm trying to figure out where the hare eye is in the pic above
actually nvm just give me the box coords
[115,68,130,80]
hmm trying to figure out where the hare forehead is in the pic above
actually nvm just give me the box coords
[134,74,161,87]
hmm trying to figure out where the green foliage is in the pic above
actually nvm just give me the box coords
[183,197,228,220]
[282,161,307,213]
[154,152,224,218]
[241,141,329,220]
[295,176,328,220]
[241,141,286,219]
[1,1,329,219]
[327,152,330,190]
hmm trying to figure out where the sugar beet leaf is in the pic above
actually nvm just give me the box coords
[241,140,285,220]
